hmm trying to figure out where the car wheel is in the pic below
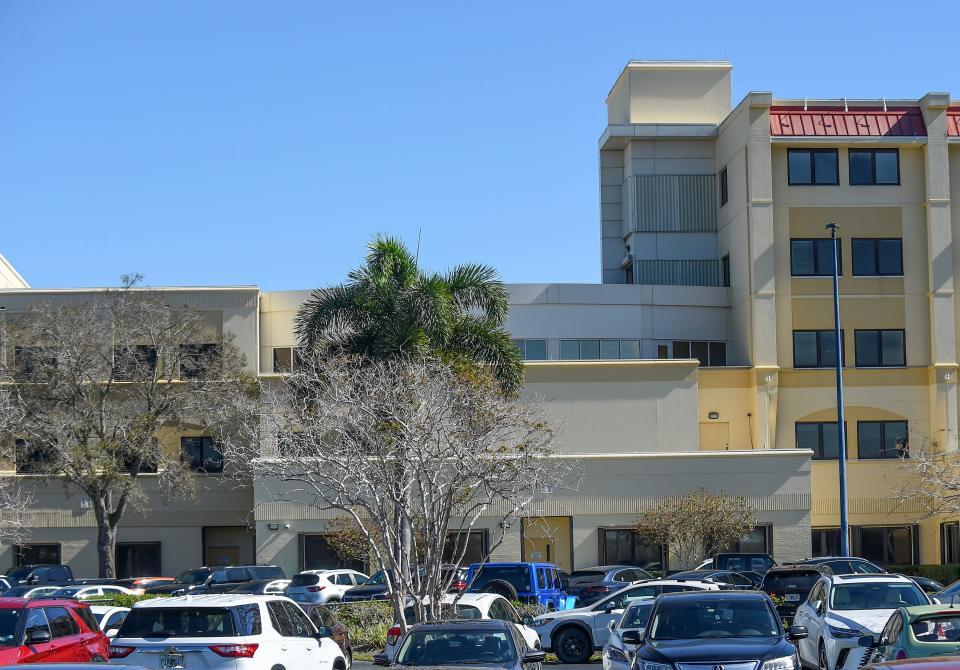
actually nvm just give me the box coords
[554,627,592,664]
[481,579,518,601]
[818,642,831,670]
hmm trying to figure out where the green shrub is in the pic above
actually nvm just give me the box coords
[79,593,169,609]
[327,601,394,652]
[511,601,546,621]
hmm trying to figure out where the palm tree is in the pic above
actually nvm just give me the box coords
[294,234,523,394]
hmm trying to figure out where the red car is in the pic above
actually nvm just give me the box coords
[0,597,109,663]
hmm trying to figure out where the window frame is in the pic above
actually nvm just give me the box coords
[854,329,906,368]
[788,148,840,186]
[14,543,61,566]
[795,421,846,460]
[116,542,162,578]
[792,330,844,369]
[179,436,224,474]
[790,238,842,277]
[856,420,908,460]
[512,339,547,361]
[848,148,900,186]
[719,167,729,206]
[721,254,730,287]
[851,238,904,277]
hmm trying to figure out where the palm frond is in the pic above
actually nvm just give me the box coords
[446,315,524,395]
[365,234,419,287]
[407,274,454,342]
[443,264,509,324]
[293,284,365,350]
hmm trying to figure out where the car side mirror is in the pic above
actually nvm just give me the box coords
[620,630,644,645]
[27,629,51,644]
[787,626,808,641]
[858,635,875,648]
[523,650,547,665]
[314,626,333,638]
[372,653,391,666]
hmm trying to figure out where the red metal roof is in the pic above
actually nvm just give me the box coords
[947,108,960,137]
[770,106,926,137]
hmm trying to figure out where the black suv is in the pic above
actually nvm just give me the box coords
[624,591,807,670]
[146,564,285,595]
[760,565,828,618]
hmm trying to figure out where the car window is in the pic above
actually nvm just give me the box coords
[469,566,531,593]
[333,574,352,585]
[808,581,824,604]
[763,571,821,592]
[250,566,285,579]
[76,606,100,631]
[647,597,779,639]
[612,571,631,582]
[911,614,960,642]
[234,603,262,636]
[396,629,518,665]
[44,607,78,638]
[23,608,50,641]
[536,568,547,590]
[661,585,703,594]
[620,601,654,629]
[850,561,884,574]
[266,601,295,636]
[105,611,128,630]
[312,606,335,628]
[493,598,520,624]
[291,573,321,587]
[732,573,753,586]
[50,567,70,581]
[830,583,927,610]
[282,602,314,637]
[224,568,248,582]
[602,585,657,610]
[118,607,236,637]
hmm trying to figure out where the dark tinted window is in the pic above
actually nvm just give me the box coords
[788,149,838,185]
[173,569,211,585]
[224,569,248,582]
[855,330,905,367]
[118,607,236,637]
[44,607,78,638]
[266,601,293,636]
[250,566,285,579]
[852,239,903,276]
[76,606,99,632]
[762,571,821,592]
[281,602,314,637]
[791,239,840,277]
[648,597,778,639]
[396,629,517,666]
[291,573,321,587]
[794,330,843,368]
[469,566,531,592]
[310,606,336,629]
[621,601,654,629]
[20,609,46,644]
[858,421,908,460]
[105,611,128,630]
[720,167,729,205]
[570,570,604,580]
[796,421,843,460]
[180,437,224,473]
[849,149,899,185]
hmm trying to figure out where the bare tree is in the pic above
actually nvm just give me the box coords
[634,485,757,570]
[222,354,578,631]
[0,275,256,577]
[896,437,960,517]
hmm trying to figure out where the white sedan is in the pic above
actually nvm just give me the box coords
[384,592,540,660]
[49,584,134,599]
[532,578,721,663]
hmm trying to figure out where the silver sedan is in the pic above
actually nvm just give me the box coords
[602,598,654,670]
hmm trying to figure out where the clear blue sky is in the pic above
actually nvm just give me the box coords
[0,1,954,290]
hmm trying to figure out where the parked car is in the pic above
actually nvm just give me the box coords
[0,586,61,599]
[793,573,930,670]
[286,569,369,604]
[668,569,757,590]
[4,565,74,587]
[383,592,540,661]
[797,556,887,575]
[0,596,110,663]
[49,585,134,600]
[713,552,777,574]
[531,578,722,663]
[761,565,830,619]
[372,618,546,670]
[902,576,946,596]
[564,566,653,606]
[626,591,807,670]
[867,605,960,663]
[741,571,766,588]
[87,605,129,636]
[341,569,392,603]
[464,562,567,608]
[109,577,174,595]
[229,579,291,595]
[864,658,960,670]
[108,594,348,670]
[145,564,286,596]
[601,598,655,670]
[300,604,353,668]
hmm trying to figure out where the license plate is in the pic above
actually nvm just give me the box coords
[784,593,800,602]
[161,654,185,669]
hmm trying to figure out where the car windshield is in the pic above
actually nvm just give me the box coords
[173,570,211,585]
[830,584,927,610]
[469,566,531,592]
[366,571,390,586]
[396,629,517,665]
[911,615,960,642]
[118,607,236,637]
[762,572,821,592]
[647,598,779,640]
[50,587,82,597]
[402,604,482,623]
[620,601,654,629]
[291,574,321,587]
[0,609,21,646]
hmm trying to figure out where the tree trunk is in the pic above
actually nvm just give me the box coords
[96,520,116,578]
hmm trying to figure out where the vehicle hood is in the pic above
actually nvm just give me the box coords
[825,610,896,634]
[639,637,793,664]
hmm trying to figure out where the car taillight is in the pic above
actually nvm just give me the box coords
[108,646,136,659]
[451,581,466,591]
[387,626,402,646]
[586,586,612,594]
[307,586,327,593]
[209,644,259,658]
[895,649,908,661]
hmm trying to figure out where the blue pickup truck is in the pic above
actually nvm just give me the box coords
[464,561,570,609]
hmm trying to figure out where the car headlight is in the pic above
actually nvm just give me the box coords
[761,655,797,670]
[639,662,672,670]
[533,618,554,627]
[607,647,630,664]
[828,625,863,639]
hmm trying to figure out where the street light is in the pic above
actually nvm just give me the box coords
[826,222,849,556]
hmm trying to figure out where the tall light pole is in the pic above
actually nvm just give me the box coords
[826,222,850,556]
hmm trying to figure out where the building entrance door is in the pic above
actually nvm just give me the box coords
[521,516,572,572]
[206,546,240,566]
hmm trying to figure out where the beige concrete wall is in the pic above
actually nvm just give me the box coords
[606,62,732,125]
[0,254,28,289]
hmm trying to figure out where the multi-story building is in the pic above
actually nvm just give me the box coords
[2,61,959,576]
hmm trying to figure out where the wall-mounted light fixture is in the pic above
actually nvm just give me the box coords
[946,372,953,383]
[708,411,720,420]
[267,522,280,531]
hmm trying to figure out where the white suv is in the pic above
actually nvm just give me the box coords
[286,569,369,605]
[793,573,930,670]
[108,594,347,670]
[531,578,722,664]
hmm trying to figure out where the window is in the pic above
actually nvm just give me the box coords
[721,254,730,287]
[791,239,841,277]
[298,533,365,573]
[14,543,61,566]
[793,330,843,368]
[235,604,261,636]
[273,347,293,373]
[512,339,547,361]
[855,329,905,367]
[600,528,665,570]
[180,436,223,473]
[849,149,900,185]
[14,438,57,474]
[719,167,728,206]
[857,421,908,460]
[13,346,55,379]
[854,525,916,565]
[942,522,960,564]
[796,421,844,460]
[852,239,903,276]
[116,543,161,578]
[179,343,219,379]
[788,149,839,185]
[559,339,641,360]
[719,526,771,554]
[44,607,78,638]
[281,602,314,636]
[668,341,727,366]
[114,345,158,381]
[443,531,487,566]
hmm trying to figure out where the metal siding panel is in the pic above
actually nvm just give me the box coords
[635,259,721,286]
[769,107,927,137]
[635,175,716,232]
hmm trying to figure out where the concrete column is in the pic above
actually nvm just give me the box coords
[746,94,777,367]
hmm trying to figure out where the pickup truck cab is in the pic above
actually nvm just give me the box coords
[4,565,74,587]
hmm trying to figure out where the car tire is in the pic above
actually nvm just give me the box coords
[554,627,592,664]
[481,579,518,601]
[818,641,830,670]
